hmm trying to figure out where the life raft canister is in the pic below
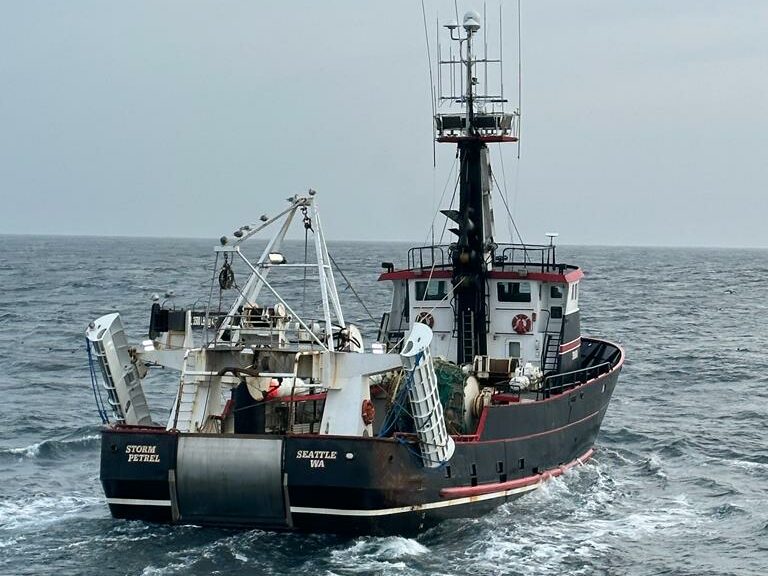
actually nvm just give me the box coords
[361,399,376,425]
[512,313,532,334]
[415,311,435,329]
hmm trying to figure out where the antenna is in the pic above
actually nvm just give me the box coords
[517,0,522,158]
[545,233,559,266]
[433,3,519,144]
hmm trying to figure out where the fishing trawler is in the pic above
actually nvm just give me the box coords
[86,9,623,534]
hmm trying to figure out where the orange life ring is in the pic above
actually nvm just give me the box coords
[512,314,532,334]
[361,399,376,425]
[415,311,435,329]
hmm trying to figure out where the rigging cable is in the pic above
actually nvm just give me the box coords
[301,213,377,327]
[423,153,458,248]
[496,143,515,243]
[492,170,526,247]
[327,251,378,325]
[421,0,437,167]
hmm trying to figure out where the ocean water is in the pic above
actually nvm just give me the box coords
[1,235,767,576]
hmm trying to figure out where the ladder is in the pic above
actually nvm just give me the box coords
[460,310,475,365]
[542,332,561,373]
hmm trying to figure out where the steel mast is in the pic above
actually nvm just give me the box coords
[435,10,519,365]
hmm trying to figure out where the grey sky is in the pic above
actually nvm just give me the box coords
[0,1,766,247]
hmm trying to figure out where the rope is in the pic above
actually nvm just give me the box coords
[378,362,450,468]
[302,226,309,317]
[377,369,416,437]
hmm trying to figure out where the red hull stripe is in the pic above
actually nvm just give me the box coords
[439,447,595,499]
[559,337,581,354]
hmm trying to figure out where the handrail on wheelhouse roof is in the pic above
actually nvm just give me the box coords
[378,268,584,283]
[379,244,583,283]
[400,242,574,274]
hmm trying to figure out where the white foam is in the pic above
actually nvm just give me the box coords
[0,536,25,549]
[0,493,103,530]
[641,452,668,480]
[437,463,706,576]
[140,561,195,576]
[375,536,430,558]
[326,536,428,575]
[725,458,768,472]
[3,442,42,458]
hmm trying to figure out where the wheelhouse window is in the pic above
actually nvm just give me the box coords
[508,341,521,357]
[550,285,563,299]
[498,281,532,303]
[415,280,448,301]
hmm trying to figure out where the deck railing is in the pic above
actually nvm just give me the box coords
[406,243,571,274]
[537,362,612,400]
[407,245,450,270]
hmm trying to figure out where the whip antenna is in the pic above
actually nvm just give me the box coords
[517,0,522,159]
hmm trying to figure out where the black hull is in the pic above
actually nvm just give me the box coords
[100,340,623,535]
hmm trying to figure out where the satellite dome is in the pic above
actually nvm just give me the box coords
[463,10,481,32]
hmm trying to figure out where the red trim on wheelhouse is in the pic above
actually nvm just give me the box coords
[378,269,453,281]
[436,135,519,143]
[378,268,583,283]
[488,269,584,283]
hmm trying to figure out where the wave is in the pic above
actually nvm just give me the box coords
[639,453,668,481]
[326,536,429,575]
[0,429,101,461]
[681,475,739,498]
[709,503,747,520]
[0,493,103,531]
[409,461,704,576]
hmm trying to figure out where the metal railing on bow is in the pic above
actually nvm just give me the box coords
[537,362,612,400]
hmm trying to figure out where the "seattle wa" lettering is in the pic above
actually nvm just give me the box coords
[295,450,337,468]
